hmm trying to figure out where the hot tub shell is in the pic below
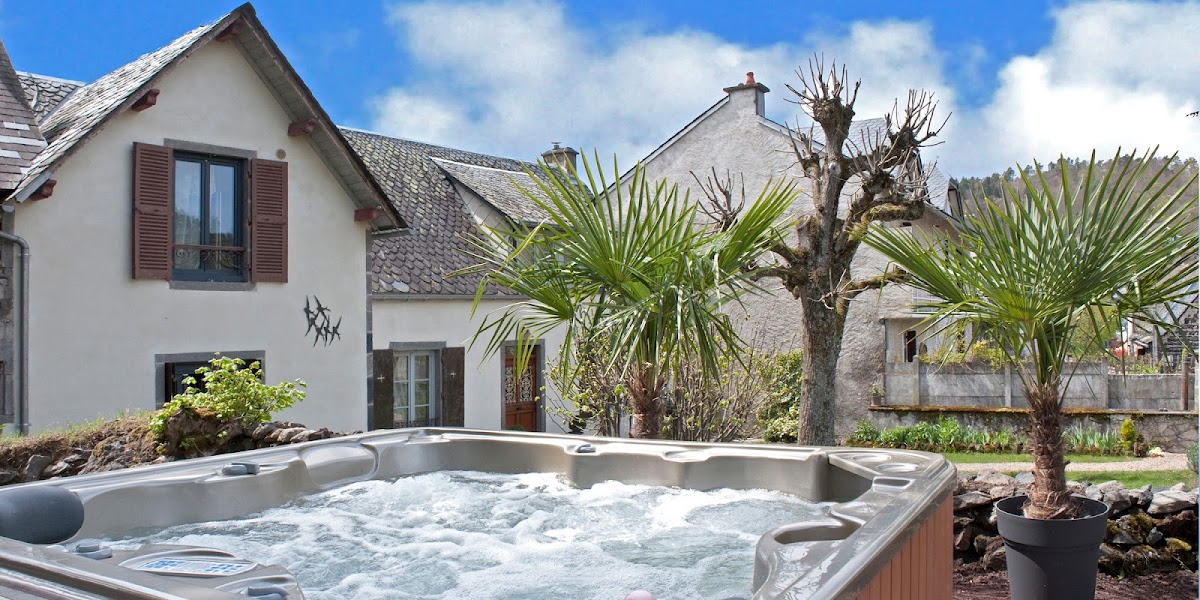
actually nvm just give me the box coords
[0,429,956,599]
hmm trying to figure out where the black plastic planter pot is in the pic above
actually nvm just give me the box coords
[995,495,1110,600]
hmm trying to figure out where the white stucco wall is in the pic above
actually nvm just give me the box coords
[371,297,566,432]
[637,85,942,437]
[15,42,372,431]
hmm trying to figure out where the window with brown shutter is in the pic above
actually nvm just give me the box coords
[131,144,288,284]
[250,158,288,283]
[132,143,174,279]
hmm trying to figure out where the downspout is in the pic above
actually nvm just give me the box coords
[0,231,27,435]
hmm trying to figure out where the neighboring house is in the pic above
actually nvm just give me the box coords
[342,128,568,433]
[631,75,960,436]
[0,5,405,433]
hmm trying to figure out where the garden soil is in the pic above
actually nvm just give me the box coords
[953,561,1198,599]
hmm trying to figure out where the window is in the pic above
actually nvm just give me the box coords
[393,351,438,427]
[371,346,463,431]
[132,143,288,284]
[155,351,265,409]
[173,153,245,281]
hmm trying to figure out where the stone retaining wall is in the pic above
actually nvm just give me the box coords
[953,471,1198,577]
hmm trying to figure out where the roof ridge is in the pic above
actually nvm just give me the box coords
[14,71,86,86]
[429,156,533,175]
[339,126,531,167]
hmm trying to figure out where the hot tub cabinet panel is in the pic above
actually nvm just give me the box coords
[0,429,956,599]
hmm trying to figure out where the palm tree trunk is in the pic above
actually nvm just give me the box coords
[797,296,845,446]
[1025,381,1080,519]
[628,366,664,439]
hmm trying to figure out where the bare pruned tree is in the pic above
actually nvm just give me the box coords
[691,168,746,232]
[754,56,946,445]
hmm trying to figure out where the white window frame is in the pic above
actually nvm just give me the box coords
[393,350,439,426]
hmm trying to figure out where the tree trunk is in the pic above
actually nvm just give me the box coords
[1025,381,1079,519]
[796,292,846,446]
[628,366,664,439]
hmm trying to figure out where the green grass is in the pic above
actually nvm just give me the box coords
[941,451,1132,464]
[1061,470,1197,489]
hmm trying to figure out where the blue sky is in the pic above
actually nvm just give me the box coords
[2,1,1196,176]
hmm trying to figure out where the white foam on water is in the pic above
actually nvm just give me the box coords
[106,471,831,600]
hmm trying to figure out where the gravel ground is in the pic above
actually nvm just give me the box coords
[954,451,1190,474]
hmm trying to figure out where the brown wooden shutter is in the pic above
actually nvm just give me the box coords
[131,143,173,279]
[442,347,466,427]
[372,349,394,430]
[250,158,288,283]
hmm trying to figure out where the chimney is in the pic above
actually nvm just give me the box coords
[722,71,770,117]
[541,142,579,174]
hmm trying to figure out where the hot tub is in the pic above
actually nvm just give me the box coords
[0,429,955,599]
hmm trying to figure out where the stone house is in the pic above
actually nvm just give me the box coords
[0,5,406,433]
[631,75,961,437]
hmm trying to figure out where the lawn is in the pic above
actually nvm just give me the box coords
[1060,470,1197,489]
[941,451,1132,464]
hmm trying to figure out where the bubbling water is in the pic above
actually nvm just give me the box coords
[108,471,830,600]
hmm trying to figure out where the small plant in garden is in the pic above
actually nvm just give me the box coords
[934,416,962,446]
[150,355,306,438]
[1119,418,1138,454]
[847,419,880,445]
[758,350,804,443]
[1187,444,1198,472]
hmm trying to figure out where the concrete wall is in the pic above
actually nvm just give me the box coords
[635,83,949,437]
[371,296,566,432]
[886,360,1190,412]
[14,43,372,431]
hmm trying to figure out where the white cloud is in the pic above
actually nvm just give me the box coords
[369,0,1198,177]
[946,1,1200,175]
[371,0,954,168]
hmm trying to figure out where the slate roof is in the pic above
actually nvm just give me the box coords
[0,4,401,228]
[0,41,46,190]
[15,72,81,122]
[431,157,550,224]
[342,127,549,296]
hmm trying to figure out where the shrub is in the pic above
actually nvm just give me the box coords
[908,421,939,447]
[1188,444,1198,472]
[150,355,306,438]
[758,350,804,443]
[878,425,910,447]
[847,419,880,445]
[934,416,962,446]
[1119,417,1138,454]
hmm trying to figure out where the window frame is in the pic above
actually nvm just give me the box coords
[392,349,440,427]
[171,151,247,283]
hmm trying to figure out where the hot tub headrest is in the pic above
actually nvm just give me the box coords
[0,486,84,544]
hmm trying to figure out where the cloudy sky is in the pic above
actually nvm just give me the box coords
[2,0,1197,176]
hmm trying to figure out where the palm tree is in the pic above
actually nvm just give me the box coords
[458,154,796,438]
[863,149,1198,519]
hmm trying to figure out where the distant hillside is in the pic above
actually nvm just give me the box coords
[956,154,1199,218]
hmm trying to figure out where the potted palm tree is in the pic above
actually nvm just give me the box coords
[457,153,795,438]
[863,150,1197,600]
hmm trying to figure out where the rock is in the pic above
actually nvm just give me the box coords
[1103,490,1131,515]
[42,460,76,478]
[1013,472,1034,486]
[1165,537,1198,570]
[22,454,52,481]
[1155,510,1197,539]
[1125,486,1153,509]
[953,515,975,529]
[1098,543,1125,575]
[1109,513,1154,546]
[1146,528,1164,546]
[974,471,1016,487]
[1148,490,1198,515]
[251,422,278,442]
[1083,485,1104,502]
[265,427,307,445]
[954,525,977,552]
[987,485,1016,500]
[981,543,1007,570]
[1123,544,1177,576]
[1097,480,1125,494]
[973,534,1001,555]
[954,491,994,511]
[1066,481,1087,495]
[0,469,17,486]
[1169,482,1188,492]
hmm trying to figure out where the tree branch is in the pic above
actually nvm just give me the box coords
[822,266,909,306]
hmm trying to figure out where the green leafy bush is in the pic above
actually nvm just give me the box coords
[1119,417,1138,454]
[150,355,306,438]
[908,421,939,447]
[1188,444,1198,472]
[934,416,962,446]
[758,350,804,443]
[847,419,880,445]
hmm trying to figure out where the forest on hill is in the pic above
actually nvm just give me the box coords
[955,153,1198,217]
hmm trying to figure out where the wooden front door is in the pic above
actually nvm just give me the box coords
[503,346,540,431]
